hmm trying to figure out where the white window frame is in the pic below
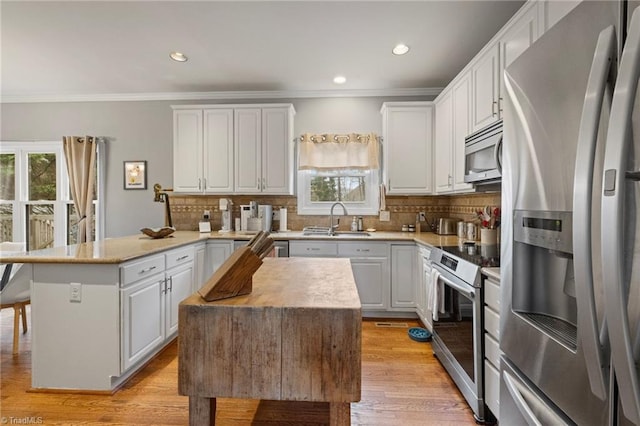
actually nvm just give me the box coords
[296,169,380,216]
[0,140,105,247]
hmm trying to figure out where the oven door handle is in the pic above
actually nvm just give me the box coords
[432,266,475,300]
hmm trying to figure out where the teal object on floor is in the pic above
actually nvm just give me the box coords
[408,327,432,342]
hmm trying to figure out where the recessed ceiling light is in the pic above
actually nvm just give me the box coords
[333,75,347,84]
[392,44,410,55]
[169,51,188,62]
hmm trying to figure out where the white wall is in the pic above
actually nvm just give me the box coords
[1,95,432,237]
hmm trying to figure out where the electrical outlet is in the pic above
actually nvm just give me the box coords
[70,282,82,303]
[273,210,280,220]
[379,210,390,221]
[419,212,427,222]
[203,210,211,220]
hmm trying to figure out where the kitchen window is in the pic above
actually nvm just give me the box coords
[0,141,105,248]
[297,169,379,215]
[296,132,380,216]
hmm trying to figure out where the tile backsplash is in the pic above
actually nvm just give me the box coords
[168,192,501,232]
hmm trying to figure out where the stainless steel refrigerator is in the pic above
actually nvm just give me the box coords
[500,1,640,424]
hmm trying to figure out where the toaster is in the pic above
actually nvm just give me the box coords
[436,218,459,235]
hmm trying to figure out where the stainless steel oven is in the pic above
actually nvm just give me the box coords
[429,245,497,423]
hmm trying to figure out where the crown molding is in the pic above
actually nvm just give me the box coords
[1,87,442,104]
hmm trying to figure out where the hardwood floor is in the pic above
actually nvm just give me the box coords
[1,307,475,425]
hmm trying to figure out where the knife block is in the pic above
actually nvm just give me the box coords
[198,246,263,302]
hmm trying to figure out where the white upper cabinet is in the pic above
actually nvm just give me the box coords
[262,107,294,194]
[204,109,234,193]
[470,2,541,132]
[452,72,474,192]
[173,109,204,193]
[471,43,501,131]
[543,0,580,32]
[234,108,262,194]
[435,71,473,194]
[381,102,434,195]
[173,104,294,195]
[434,90,453,193]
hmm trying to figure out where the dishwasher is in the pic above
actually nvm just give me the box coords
[233,239,289,257]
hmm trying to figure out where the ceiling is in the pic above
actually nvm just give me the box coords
[1,1,525,103]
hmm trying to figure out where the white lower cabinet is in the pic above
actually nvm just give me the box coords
[483,271,501,420]
[416,244,433,330]
[390,244,417,309]
[165,263,194,337]
[120,246,194,372]
[121,272,165,371]
[349,257,388,310]
[205,240,234,279]
[194,242,206,292]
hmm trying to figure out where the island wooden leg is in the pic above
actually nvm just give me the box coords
[189,396,216,426]
[329,402,351,426]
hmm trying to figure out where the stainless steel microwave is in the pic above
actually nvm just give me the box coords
[464,119,502,186]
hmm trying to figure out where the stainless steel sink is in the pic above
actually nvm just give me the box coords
[333,231,371,237]
[301,227,370,237]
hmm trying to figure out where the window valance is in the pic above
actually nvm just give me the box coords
[298,133,380,171]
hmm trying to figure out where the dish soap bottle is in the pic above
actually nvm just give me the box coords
[351,216,358,232]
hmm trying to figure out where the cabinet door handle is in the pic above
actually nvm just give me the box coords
[261,177,265,191]
[203,178,207,190]
[139,265,157,274]
[356,248,370,252]
[161,278,167,294]
[176,255,189,261]
[257,178,260,190]
[492,100,498,117]
[198,178,202,191]
[307,247,320,251]
[498,97,504,115]
[168,276,173,292]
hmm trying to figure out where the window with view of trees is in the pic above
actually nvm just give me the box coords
[310,176,366,202]
[0,142,103,249]
[298,169,378,215]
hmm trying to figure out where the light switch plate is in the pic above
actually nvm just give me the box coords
[379,210,390,221]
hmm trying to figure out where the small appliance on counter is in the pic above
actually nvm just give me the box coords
[259,204,273,232]
[436,218,459,235]
[240,202,274,232]
[219,198,232,232]
[240,205,252,231]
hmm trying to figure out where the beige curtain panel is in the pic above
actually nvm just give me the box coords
[298,133,380,171]
[63,136,97,243]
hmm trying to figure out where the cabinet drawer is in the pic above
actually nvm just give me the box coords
[338,242,387,257]
[484,360,500,420]
[165,246,194,269]
[289,241,337,257]
[484,305,500,339]
[484,333,501,368]
[484,277,500,313]
[418,244,432,259]
[121,255,165,286]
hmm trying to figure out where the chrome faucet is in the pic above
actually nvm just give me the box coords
[329,202,348,236]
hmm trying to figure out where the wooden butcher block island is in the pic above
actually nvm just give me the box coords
[178,257,362,425]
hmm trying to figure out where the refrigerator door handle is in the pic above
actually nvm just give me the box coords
[602,7,640,425]
[503,370,571,426]
[573,24,615,401]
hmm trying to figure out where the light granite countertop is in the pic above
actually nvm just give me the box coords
[0,230,463,264]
